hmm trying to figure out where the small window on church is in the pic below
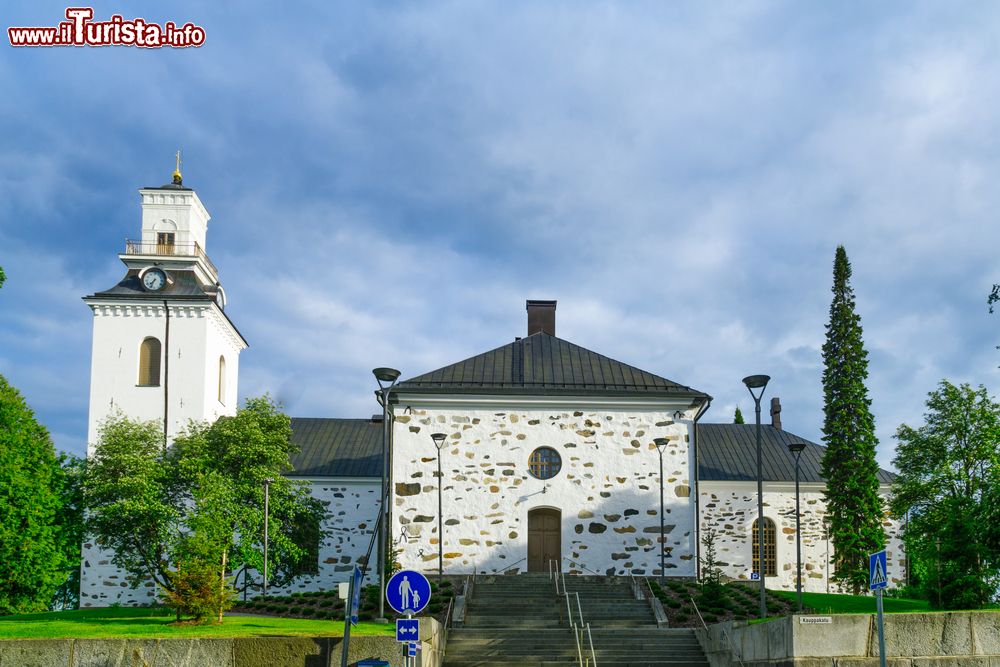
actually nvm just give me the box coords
[217,356,226,404]
[528,447,562,480]
[138,337,162,386]
[752,517,777,577]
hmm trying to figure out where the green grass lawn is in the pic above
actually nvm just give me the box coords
[0,607,396,639]
[769,590,931,614]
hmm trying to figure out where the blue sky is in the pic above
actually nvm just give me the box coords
[2,1,999,470]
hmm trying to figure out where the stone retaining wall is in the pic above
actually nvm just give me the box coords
[0,618,444,667]
[696,612,1000,666]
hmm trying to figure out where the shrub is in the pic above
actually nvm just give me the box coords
[161,561,236,623]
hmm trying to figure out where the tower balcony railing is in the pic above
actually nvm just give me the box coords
[124,239,218,276]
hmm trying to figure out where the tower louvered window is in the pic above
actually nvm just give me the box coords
[138,337,162,386]
[752,517,777,577]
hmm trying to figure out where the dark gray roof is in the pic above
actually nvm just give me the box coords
[698,424,896,484]
[287,418,383,477]
[396,333,708,398]
[87,269,217,300]
[85,269,249,347]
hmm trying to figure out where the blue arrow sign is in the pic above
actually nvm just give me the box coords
[350,565,363,626]
[869,550,888,590]
[386,570,431,615]
[396,618,419,642]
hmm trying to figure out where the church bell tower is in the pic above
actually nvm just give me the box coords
[83,158,248,452]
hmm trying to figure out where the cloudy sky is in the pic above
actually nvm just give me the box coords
[2,1,999,469]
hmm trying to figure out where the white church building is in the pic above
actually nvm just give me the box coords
[79,173,904,607]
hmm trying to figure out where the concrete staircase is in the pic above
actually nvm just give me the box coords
[443,573,708,667]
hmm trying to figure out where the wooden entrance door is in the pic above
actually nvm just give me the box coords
[527,508,561,572]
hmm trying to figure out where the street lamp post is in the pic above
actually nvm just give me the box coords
[742,374,770,620]
[653,438,670,580]
[263,477,273,596]
[373,367,401,622]
[431,433,448,584]
[787,441,806,613]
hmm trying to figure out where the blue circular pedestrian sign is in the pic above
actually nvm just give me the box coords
[385,570,431,615]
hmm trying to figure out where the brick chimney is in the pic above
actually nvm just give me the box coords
[770,397,782,430]
[526,300,557,336]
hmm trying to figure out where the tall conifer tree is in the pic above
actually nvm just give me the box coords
[733,407,745,424]
[820,246,885,594]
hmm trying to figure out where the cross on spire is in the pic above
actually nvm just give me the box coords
[172,150,183,185]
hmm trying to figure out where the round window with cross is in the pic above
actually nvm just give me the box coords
[528,446,562,480]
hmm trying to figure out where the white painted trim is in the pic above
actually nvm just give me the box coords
[392,392,699,412]
[287,476,381,485]
[699,480,894,494]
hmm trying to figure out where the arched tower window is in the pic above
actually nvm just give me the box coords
[752,517,777,577]
[218,356,226,404]
[138,337,162,386]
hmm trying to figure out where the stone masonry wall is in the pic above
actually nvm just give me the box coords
[698,481,904,593]
[80,479,379,606]
[390,404,697,576]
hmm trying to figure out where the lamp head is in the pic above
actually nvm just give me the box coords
[373,367,401,385]
[431,433,448,450]
[742,374,770,390]
[653,437,670,452]
[787,441,806,454]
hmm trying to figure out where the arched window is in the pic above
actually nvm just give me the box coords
[752,518,777,577]
[138,337,162,386]
[217,356,226,404]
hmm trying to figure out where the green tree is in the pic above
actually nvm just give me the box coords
[698,528,726,608]
[820,246,886,594]
[51,454,86,610]
[733,407,745,424]
[891,381,1000,608]
[0,265,5,289]
[0,374,67,614]
[84,397,327,622]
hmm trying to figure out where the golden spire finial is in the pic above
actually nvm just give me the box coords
[172,150,183,185]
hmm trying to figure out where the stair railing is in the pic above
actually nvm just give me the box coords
[585,622,597,667]
[463,573,474,601]
[629,574,643,600]
[572,619,584,667]
[502,557,527,574]
[560,556,603,577]
[690,596,744,667]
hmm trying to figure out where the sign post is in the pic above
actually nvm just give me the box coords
[869,550,888,667]
[387,570,431,667]
[340,566,363,667]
